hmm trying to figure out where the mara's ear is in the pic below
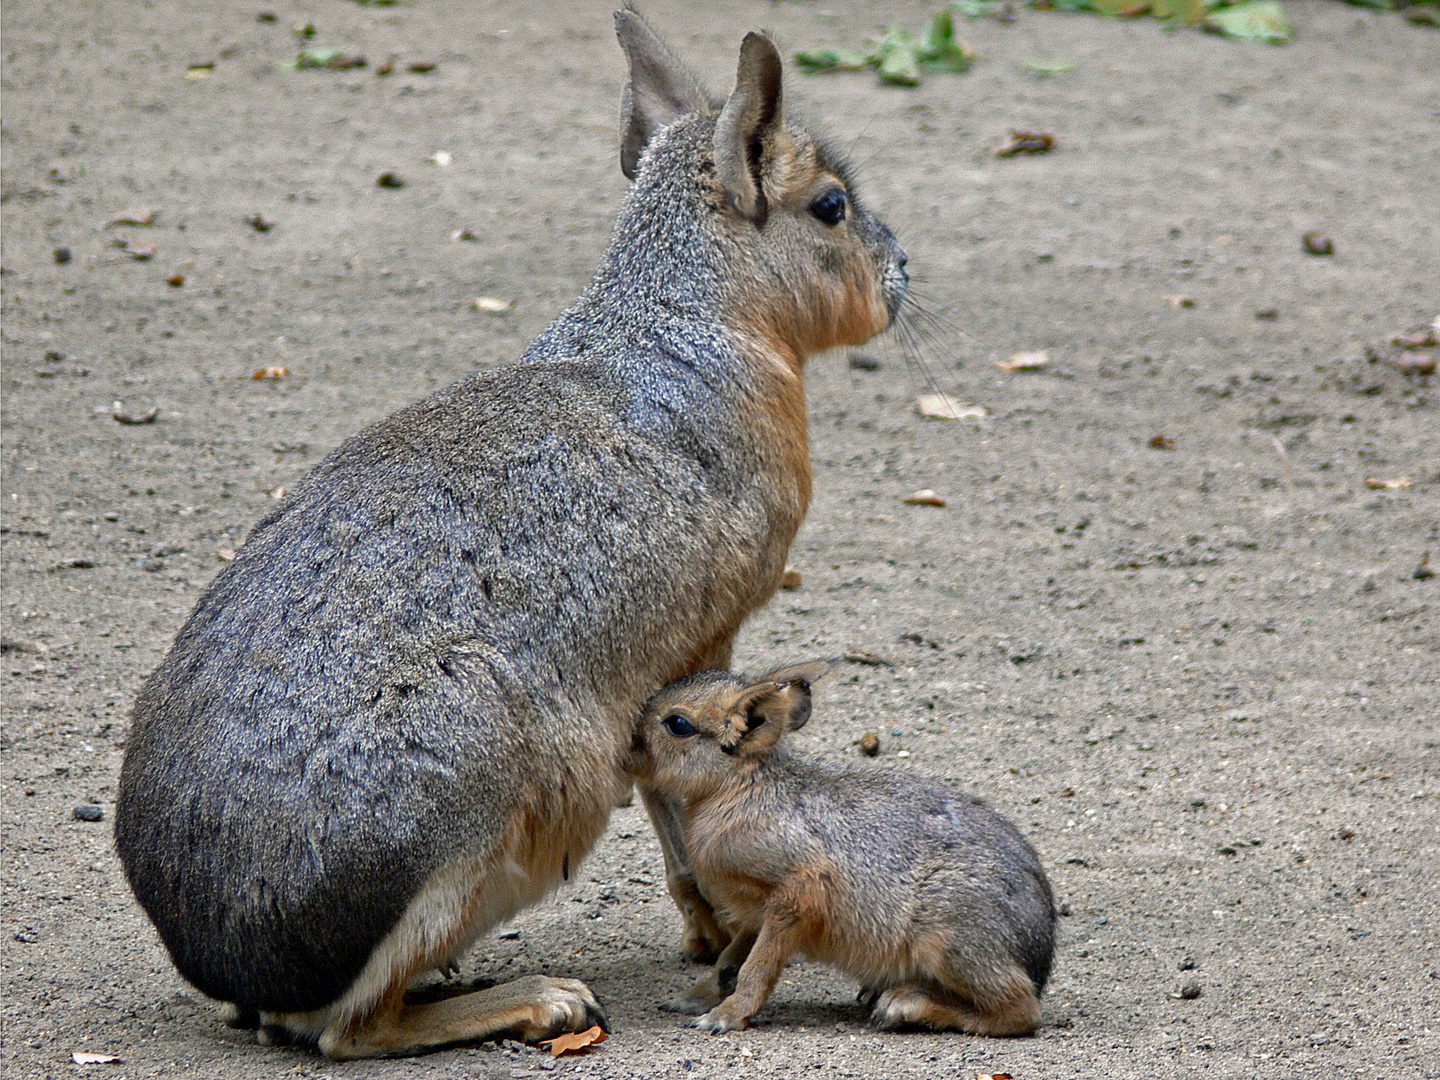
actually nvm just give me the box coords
[714,32,784,225]
[615,8,709,180]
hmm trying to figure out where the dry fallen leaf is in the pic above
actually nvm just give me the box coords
[916,394,986,420]
[474,296,513,313]
[1389,353,1436,376]
[904,489,946,507]
[780,568,803,590]
[996,350,1049,372]
[1164,294,1197,308]
[112,238,156,261]
[252,367,288,380]
[1392,328,1437,349]
[107,207,156,227]
[974,1074,1013,1080]
[167,273,186,287]
[72,1052,123,1065]
[1150,435,1175,450]
[112,403,159,425]
[1365,477,1412,490]
[539,1025,606,1057]
[995,130,1054,157]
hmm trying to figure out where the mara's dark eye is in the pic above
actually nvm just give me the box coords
[810,189,847,227]
[663,714,697,738]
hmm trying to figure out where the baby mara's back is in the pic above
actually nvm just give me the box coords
[635,667,1055,1035]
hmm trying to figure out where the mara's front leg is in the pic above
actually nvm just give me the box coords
[640,785,732,962]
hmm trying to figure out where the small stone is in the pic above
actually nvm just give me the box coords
[376,172,405,189]
[1057,903,1071,917]
[73,805,103,822]
[1255,307,1278,320]
[779,568,803,590]
[1179,981,1202,1000]
[1179,957,1196,970]
[1301,231,1333,256]
[848,354,881,371]
[859,732,880,757]
[53,247,72,264]
[1414,553,1434,581]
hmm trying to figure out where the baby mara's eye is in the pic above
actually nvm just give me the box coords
[663,714,697,738]
[809,189,847,227]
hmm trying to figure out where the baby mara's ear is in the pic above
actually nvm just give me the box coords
[714,31,784,225]
[615,8,709,180]
[720,660,833,756]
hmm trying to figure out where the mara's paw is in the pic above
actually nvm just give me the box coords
[687,1003,750,1035]
[503,975,610,1043]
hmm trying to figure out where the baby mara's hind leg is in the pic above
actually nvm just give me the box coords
[868,966,1041,1037]
[320,976,607,1059]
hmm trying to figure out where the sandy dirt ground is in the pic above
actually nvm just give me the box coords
[3,1,1438,1077]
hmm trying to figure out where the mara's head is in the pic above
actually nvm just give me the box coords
[628,661,835,799]
[614,10,907,367]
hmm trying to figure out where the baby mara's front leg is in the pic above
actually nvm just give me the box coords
[689,914,801,1034]
[663,929,758,1014]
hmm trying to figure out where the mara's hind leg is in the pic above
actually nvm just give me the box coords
[869,969,1042,1037]
[319,976,606,1059]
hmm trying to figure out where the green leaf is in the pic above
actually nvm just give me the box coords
[875,27,923,85]
[919,11,974,72]
[1023,58,1075,77]
[794,47,874,73]
[1151,0,1210,24]
[950,0,1008,16]
[1203,0,1293,43]
[296,46,343,69]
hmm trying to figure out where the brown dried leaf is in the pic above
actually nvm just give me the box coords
[72,1052,123,1065]
[1389,352,1436,376]
[996,350,1049,372]
[916,394,985,420]
[995,130,1054,157]
[903,489,946,507]
[1365,477,1412,490]
[112,238,156,261]
[167,274,186,287]
[112,403,158,425]
[252,367,288,380]
[107,207,156,227]
[539,1025,607,1057]
[1392,328,1438,350]
[1150,435,1175,450]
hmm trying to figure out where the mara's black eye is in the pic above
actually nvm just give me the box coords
[810,189,847,227]
[663,714,697,738]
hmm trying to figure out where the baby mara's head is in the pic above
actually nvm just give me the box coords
[630,661,834,800]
